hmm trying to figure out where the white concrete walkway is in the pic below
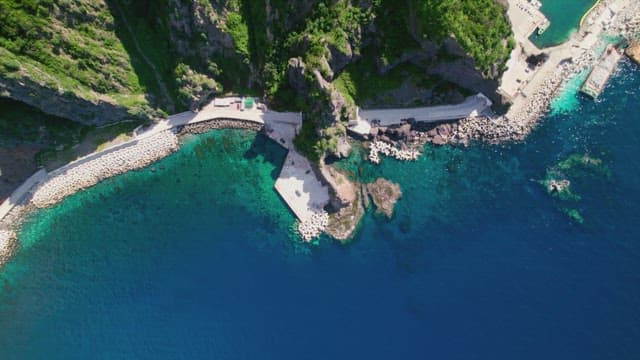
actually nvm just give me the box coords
[140,100,302,138]
[275,151,329,222]
[351,93,492,135]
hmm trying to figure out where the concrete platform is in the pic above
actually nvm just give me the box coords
[275,151,329,222]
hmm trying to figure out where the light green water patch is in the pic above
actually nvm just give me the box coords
[551,34,624,115]
[550,69,590,115]
[530,0,598,48]
[334,140,528,238]
[1,129,297,292]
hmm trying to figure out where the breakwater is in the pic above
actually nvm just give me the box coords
[30,131,179,208]
[298,212,329,241]
[453,0,640,145]
[0,229,15,265]
[368,141,420,164]
[178,118,264,135]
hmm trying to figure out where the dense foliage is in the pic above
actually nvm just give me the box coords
[0,0,513,159]
[412,0,514,73]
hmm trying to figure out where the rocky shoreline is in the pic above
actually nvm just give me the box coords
[0,229,16,266]
[364,0,640,152]
[453,0,640,145]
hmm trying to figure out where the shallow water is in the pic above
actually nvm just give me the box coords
[530,0,598,48]
[0,60,639,359]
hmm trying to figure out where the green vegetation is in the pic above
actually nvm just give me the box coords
[1,0,514,163]
[225,12,250,58]
[174,63,220,110]
[0,0,148,102]
[0,97,142,169]
[411,0,514,74]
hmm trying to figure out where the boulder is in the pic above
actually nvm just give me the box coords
[287,57,308,94]
[366,178,402,218]
[431,135,446,145]
[626,39,640,65]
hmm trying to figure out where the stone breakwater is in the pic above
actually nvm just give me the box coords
[0,229,16,265]
[368,141,420,164]
[30,131,179,208]
[298,211,329,241]
[177,118,264,135]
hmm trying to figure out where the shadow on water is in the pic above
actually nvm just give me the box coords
[242,133,288,181]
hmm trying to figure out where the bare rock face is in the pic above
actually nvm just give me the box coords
[287,57,308,95]
[327,42,358,76]
[366,178,402,218]
[626,39,640,65]
[428,58,500,103]
[322,165,365,242]
[335,136,352,158]
[168,0,235,61]
[0,76,137,126]
[325,191,364,242]
[319,164,357,211]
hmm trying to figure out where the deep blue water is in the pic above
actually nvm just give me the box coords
[0,59,639,359]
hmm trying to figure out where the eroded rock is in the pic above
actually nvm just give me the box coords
[366,178,402,218]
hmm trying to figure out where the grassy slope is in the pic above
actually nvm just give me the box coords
[0,0,155,111]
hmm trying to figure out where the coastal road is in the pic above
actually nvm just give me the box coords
[140,101,301,138]
[358,93,493,127]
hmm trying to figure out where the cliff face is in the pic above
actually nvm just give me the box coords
[627,40,640,65]
[0,74,135,126]
[0,0,512,129]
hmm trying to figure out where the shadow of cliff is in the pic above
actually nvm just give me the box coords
[105,0,177,112]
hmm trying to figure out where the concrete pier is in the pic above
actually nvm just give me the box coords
[581,45,623,98]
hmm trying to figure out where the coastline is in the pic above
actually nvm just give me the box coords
[0,116,271,268]
[452,0,639,145]
[1,0,639,267]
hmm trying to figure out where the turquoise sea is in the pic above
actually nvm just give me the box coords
[531,0,598,48]
[1,58,639,358]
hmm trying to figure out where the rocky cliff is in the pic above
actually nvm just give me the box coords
[627,40,640,65]
[1,0,513,131]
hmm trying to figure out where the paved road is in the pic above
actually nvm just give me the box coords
[140,103,301,138]
[358,93,492,127]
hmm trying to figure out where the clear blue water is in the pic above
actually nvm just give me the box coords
[1,59,639,359]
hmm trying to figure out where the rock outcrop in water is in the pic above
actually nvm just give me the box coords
[366,178,402,218]
[626,40,640,65]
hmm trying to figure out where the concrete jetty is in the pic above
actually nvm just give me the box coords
[264,113,331,241]
[581,44,624,98]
